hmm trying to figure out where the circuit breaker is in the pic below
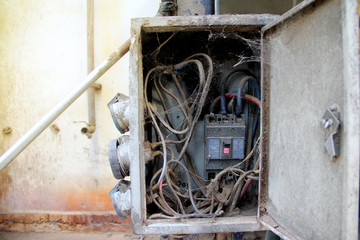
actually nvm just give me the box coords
[107,0,360,239]
[205,114,246,179]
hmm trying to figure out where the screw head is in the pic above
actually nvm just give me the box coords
[323,119,333,129]
[260,207,267,213]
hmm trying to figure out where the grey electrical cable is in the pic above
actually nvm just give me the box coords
[144,68,185,215]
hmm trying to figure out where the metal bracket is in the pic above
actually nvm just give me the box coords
[321,104,341,158]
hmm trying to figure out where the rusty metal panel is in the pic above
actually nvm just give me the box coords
[129,14,279,235]
[137,14,280,33]
[260,0,359,239]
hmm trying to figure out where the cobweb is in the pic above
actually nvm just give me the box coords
[207,30,261,67]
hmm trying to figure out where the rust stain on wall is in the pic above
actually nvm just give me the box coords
[0,212,132,232]
[0,168,11,207]
[0,183,115,212]
[63,189,114,211]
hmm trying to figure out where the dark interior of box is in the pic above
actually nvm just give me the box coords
[141,29,261,219]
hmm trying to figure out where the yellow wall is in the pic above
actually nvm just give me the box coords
[0,0,157,213]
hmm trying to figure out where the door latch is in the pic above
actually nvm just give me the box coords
[321,104,341,158]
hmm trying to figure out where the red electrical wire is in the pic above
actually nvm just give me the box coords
[225,93,236,98]
[243,94,261,108]
[212,93,261,109]
[238,179,253,202]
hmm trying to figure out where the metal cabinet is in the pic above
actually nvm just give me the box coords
[259,0,359,239]
[125,0,359,239]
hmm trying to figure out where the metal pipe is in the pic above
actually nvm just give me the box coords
[203,0,213,15]
[214,0,220,15]
[83,0,96,138]
[0,38,131,172]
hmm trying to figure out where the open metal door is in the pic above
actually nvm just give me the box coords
[259,0,359,239]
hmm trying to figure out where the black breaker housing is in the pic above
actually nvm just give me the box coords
[205,113,246,179]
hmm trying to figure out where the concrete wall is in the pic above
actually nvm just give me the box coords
[0,0,157,230]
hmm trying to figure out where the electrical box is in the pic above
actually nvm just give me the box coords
[128,13,272,235]
[111,0,359,239]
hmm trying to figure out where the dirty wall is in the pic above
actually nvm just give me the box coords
[0,0,157,232]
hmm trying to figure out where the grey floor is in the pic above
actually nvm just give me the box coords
[0,232,162,240]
